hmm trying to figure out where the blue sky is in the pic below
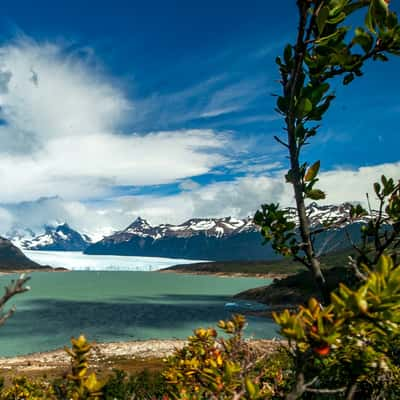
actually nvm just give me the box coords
[0,1,399,234]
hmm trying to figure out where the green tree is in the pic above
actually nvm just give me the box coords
[254,0,400,303]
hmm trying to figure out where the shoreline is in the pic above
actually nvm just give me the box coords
[0,338,284,379]
[159,269,289,280]
[0,268,288,279]
[0,267,67,275]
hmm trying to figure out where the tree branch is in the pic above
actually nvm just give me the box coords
[0,274,31,327]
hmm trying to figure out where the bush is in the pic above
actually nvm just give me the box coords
[274,254,400,398]
[0,376,57,400]
[102,369,169,400]
[163,314,294,399]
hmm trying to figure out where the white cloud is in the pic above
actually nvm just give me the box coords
[0,161,398,236]
[199,79,267,119]
[0,38,229,202]
[100,162,400,225]
[318,162,400,205]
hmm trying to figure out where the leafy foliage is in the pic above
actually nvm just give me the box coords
[164,314,294,399]
[102,369,169,400]
[257,0,400,302]
[0,377,57,400]
[349,175,400,271]
[64,335,105,399]
[274,255,400,398]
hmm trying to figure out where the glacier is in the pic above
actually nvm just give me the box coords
[24,250,208,271]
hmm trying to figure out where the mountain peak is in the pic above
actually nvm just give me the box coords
[56,223,72,231]
[13,223,90,251]
[127,217,152,230]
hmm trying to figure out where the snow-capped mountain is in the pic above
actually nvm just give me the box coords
[11,223,92,251]
[117,215,255,240]
[84,202,371,261]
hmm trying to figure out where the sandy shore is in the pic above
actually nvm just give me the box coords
[0,340,185,373]
[0,339,284,378]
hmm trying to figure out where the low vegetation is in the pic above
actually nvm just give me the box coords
[163,248,353,277]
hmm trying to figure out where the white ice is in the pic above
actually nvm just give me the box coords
[24,250,208,271]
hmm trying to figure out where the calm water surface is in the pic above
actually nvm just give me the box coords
[0,271,275,357]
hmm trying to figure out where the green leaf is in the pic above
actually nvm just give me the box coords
[310,83,330,104]
[315,29,343,45]
[343,73,354,85]
[317,6,330,34]
[306,189,326,200]
[375,0,389,14]
[365,6,376,33]
[297,97,313,118]
[387,11,398,29]
[277,96,289,113]
[305,161,321,182]
[285,169,295,183]
[374,53,389,62]
[245,378,258,399]
[374,182,381,196]
[327,11,346,25]
[284,44,292,65]
[354,29,373,53]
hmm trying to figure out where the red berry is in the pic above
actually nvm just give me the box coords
[313,344,330,356]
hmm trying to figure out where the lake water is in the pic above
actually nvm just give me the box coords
[0,252,276,357]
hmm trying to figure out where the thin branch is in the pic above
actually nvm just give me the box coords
[274,135,289,148]
[348,256,368,282]
[293,254,312,270]
[345,383,358,400]
[0,274,31,327]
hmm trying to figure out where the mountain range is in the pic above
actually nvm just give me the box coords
[6,202,373,261]
[84,203,371,261]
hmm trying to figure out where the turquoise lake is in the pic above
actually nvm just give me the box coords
[0,271,275,357]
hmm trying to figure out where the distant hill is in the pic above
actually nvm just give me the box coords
[161,247,353,277]
[0,237,49,271]
[85,203,371,261]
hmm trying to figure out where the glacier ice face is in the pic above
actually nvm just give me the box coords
[24,250,208,271]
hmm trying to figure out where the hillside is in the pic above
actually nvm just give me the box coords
[0,237,49,271]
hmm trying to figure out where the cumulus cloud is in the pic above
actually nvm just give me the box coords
[0,38,228,202]
[0,161,398,236]
[319,162,400,205]
[96,161,400,226]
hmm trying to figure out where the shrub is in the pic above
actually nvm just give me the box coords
[0,376,57,400]
[102,369,169,400]
[274,254,400,398]
[164,314,294,399]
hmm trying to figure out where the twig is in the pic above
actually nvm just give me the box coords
[348,256,367,282]
[0,274,31,327]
